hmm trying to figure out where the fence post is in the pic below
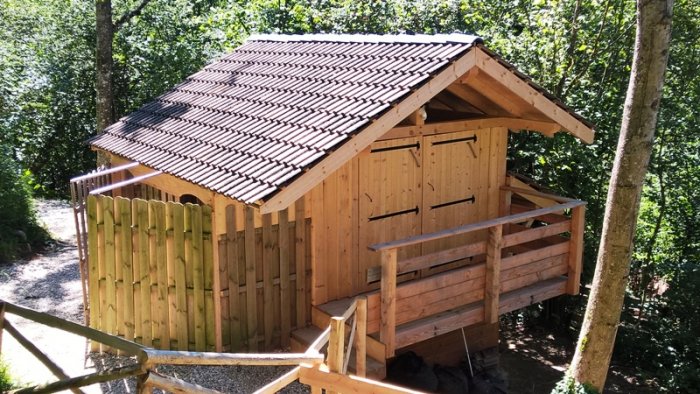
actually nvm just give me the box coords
[0,302,5,354]
[484,224,503,324]
[355,296,367,377]
[380,248,397,359]
[567,204,586,295]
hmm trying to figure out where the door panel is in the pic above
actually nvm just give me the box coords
[421,130,490,273]
[358,137,422,292]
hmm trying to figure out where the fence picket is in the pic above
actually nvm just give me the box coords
[202,205,215,351]
[192,204,206,351]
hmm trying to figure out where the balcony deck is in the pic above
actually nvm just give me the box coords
[308,185,586,366]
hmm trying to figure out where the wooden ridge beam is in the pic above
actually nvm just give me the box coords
[380,117,560,141]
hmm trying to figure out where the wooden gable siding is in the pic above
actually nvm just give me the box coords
[308,126,507,306]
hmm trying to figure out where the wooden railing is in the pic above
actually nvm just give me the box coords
[1,298,419,393]
[369,187,586,357]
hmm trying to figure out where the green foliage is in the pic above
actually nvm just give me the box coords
[0,144,48,263]
[0,1,698,391]
[551,374,599,394]
[0,357,15,392]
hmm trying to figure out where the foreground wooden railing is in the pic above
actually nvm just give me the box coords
[369,186,586,357]
[1,298,419,393]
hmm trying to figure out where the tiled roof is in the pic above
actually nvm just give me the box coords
[91,33,482,203]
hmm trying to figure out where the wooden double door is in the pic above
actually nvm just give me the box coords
[357,129,493,292]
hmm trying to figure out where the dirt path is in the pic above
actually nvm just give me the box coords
[0,199,306,393]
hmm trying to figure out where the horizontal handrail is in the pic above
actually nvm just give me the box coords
[141,349,323,367]
[69,162,138,182]
[501,185,577,203]
[369,200,585,251]
[1,300,145,356]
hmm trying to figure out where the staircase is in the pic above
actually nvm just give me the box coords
[291,299,388,379]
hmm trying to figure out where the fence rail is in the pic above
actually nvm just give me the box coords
[0,299,416,394]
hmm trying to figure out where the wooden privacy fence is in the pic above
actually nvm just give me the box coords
[86,193,312,353]
[218,203,311,352]
[87,194,216,351]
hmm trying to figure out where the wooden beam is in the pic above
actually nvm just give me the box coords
[69,162,139,183]
[89,171,162,196]
[2,300,145,355]
[141,349,323,367]
[11,366,142,394]
[380,117,560,141]
[259,49,478,214]
[445,83,507,116]
[370,200,584,251]
[142,371,224,394]
[3,320,83,394]
[484,226,503,324]
[298,364,422,394]
[109,155,215,205]
[567,205,586,294]
[473,48,594,143]
[253,366,301,394]
[380,249,398,358]
[327,317,345,374]
[355,297,368,378]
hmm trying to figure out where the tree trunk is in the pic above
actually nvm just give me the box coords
[569,0,674,391]
[95,0,114,166]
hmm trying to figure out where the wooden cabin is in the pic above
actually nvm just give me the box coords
[81,33,592,376]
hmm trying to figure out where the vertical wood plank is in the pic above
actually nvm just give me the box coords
[244,206,258,351]
[184,204,194,350]
[87,195,100,351]
[103,196,117,341]
[202,206,215,351]
[355,296,367,378]
[294,198,307,328]
[136,199,151,347]
[153,200,169,350]
[172,203,188,350]
[226,205,241,351]
[209,196,223,352]
[279,209,291,347]
[191,204,206,351]
[117,197,135,342]
[484,224,503,324]
[323,173,339,302]
[165,203,177,348]
[337,163,353,298]
[262,213,274,350]
[114,198,124,339]
[380,248,397,358]
[310,184,326,305]
[567,205,586,295]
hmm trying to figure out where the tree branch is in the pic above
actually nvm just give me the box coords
[113,0,153,31]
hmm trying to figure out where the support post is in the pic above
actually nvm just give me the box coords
[380,248,397,358]
[354,297,367,377]
[567,204,586,294]
[484,225,502,324]
[327,317,345,394]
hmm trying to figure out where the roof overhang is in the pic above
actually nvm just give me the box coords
[259,46,594,214]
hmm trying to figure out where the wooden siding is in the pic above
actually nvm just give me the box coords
[310,126,508,306]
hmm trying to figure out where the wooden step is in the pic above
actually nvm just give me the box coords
[290,325,387,379]
[392,276,568,351]
[312,301,387,364]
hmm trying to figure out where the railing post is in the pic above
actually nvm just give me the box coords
[355,296,367,377]
[484,224,503,324]
[567,204,586,294]
[380,248,398,359]
[327,317,345,394]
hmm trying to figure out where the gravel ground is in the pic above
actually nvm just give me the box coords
[0,199,310,393]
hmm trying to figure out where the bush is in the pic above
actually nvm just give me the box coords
[0,144,48,263]
[0,357,15,392]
